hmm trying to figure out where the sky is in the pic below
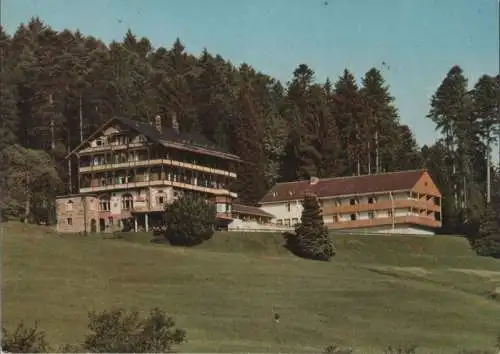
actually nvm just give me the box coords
[1,0,499,158]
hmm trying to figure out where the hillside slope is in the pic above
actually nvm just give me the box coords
[2,222,500,353]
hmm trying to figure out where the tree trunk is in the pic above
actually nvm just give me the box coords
[24,171,30,224]
[367,139,371,175]
[79,92,84,144]
[486,140,491,204]
[375,130,380,173]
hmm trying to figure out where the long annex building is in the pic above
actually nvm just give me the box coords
[258,170,442,235]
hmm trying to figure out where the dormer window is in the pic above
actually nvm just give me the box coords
[288,190,293,196]
[272,191,278,197]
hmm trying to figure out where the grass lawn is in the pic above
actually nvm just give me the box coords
[2,222,500,353]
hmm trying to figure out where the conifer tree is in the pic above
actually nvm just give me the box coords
[288,194,335,261]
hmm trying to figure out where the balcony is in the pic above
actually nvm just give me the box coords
[322,198,441,214]
[79,142,145,155]
[79,179,237,198]
[326,215,441,230]
[79,158,237,178]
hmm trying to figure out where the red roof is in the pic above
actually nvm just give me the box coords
[260,169,429,204]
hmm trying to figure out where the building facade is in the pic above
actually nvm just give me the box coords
[56,115,256,233]
[259,170,442,235]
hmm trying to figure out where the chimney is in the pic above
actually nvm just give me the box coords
[310,176,319,185]
[172,113,179,135]
[154,115,162,132]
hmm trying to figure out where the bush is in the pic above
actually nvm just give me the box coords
[1,321,49,353]
[164,194,217,246]
[323,344,353,353]
[285,194,335,261]
[83,307,186,353]
[384,344,418,354]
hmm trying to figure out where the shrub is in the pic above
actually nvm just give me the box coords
[323,344,353,353]
[1,321,49,353]
[83,307,186,353]
[285,194,335,261]
[164,194,217,246]
[384,344,418,354]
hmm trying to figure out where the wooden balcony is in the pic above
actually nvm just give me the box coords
[79,142,145,155]
[322,198,441,214]
[79,158,237,178]
[326,215,441,230]
[80,179,237,198]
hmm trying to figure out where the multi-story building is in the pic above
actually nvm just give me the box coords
[56,115,248,233]
[259,169,442,235]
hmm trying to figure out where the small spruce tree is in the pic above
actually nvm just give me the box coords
[164,193,217,247]
[287,193,335,261]
[471,200,500,258]
[470,173,500,258]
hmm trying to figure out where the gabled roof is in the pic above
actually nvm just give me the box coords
[260,169,433,204]
[232,203,275,218]
[66,117,242,162]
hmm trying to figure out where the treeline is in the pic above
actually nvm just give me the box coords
[0,18,498,234]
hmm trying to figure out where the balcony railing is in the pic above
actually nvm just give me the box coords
[322,199,441,214]
[79,142,145,154]
[79,179,237,198]
[79,158,237,178]
[325,215,441,230]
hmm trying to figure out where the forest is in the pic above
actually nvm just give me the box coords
[0,17,498,235]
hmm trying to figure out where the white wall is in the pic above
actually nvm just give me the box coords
[334,225,435,236]
[228,218,293,232]
[260,201,303,225]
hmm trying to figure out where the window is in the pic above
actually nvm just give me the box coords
[286,203,291,212]
[67,218,73,225]
[335,199,341,207]
[350,213,357,221]
[66,200,73,211]
[284,219,291,226]
[368,197,376,204]
[350,198,357,206]
[108,217,113,226]
[276,219,283,225]
[292,218,299,225]
[434,197,441,206]
[333,214,339,223]
[368,211,375,219]
[122,193,134,210]
[99,196,111,212]
[388,209,393,217]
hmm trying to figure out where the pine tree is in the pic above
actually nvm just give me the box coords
[288,194,335,261]
[360,68,401,174]
[281,64,315,181]
[332,69,364,175]
[471,74,499,204]
[232,70,267,205]
[470,173,500,258]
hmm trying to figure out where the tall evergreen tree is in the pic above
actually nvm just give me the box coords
[332,69,364,175]
[232,72,267,205]
[286,194,335,261]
